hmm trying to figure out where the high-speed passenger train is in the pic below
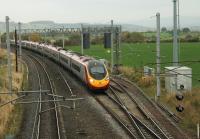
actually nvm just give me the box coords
[20,41,110,91]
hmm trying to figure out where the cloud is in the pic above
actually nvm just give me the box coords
[0,0,199,23]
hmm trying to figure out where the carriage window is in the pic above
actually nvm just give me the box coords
[61,56,68,64]
[72,63,80,72]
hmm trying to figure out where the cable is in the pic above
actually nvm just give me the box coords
[146,60,200,65]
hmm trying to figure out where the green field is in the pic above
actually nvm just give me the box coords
[65,42,200,86]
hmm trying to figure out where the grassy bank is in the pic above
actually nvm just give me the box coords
[0,48,24,138]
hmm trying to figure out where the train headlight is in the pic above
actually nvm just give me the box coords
[89,79,94,83]
[105,76,109,81]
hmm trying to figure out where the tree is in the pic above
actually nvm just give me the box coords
[30,33,42,42]
[121,32,145,43]
[184,34,199,42]
[0,33,6,42]
[22,34,29,40]
[182,27,190,33]
[91,36,103,45]
[161,27,167,32]
[68,33,81,45]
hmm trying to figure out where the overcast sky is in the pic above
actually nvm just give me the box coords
[0,0,199,24]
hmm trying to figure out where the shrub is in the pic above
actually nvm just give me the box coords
[138,76,155,87]
[121,32,145,43]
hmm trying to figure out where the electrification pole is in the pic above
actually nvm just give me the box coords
[18,22,22,72]
[62,27,65,48]
[0,32,1,48]
[28,34,31,47]
[6,16,12,95]
[81,24,83,55]
[14,29,18,72]
[198,123,200,139]
[156,13,161,100]
[111,20,114,73]
[173,0,178,66]
[177,0,181,61]
[44,29,47,44]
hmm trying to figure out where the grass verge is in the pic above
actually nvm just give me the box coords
[0,48,26,138]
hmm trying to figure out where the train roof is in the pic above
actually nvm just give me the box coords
[22,40,96,66]
[59,49,95,65]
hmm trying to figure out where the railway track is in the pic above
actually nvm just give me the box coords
[156,101,182,123]
[24,55,42,139]
[23,49,128,139]
[110,76,189,139]
[26,54,61,139]
[113,76,182,123]
[57,66,76,97]
[95,86,170,138]
[109,80,170,138]
[20,49,188,139]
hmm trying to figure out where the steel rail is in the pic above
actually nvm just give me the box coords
[58,67,75,96]
[23,55,42,139]
[130,113,162,139]
[15,98,84,104]
[108,86,164,139]
[108,86,159,139]
[95,96,138,139]
[29,55,61,139]
[156,102,182,123]
[0,95,27,107]
[111,79,170,139]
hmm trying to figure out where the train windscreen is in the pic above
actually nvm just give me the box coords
[88,61,107,80]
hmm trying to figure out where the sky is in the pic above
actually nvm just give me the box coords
[0,0,200,25]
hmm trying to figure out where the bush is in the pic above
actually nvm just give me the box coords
[118,66,142,82]
[138,76,155,87]
[54,39,62,46]
[121,32,145,43]
[182,28,191,33]
[182,34,199,42]
[30,33,42,42]
[54,33,81,46]
[91,36,103,45]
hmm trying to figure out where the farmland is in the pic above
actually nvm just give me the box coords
[66,42,200,86]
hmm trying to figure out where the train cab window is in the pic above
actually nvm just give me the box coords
[88,61,107,80]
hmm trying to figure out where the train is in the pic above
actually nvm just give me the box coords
[18,41,110,91]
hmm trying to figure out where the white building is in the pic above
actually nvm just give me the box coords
[165,66,192,93]
[144,66,155,76]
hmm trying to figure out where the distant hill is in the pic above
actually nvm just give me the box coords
[190,26,200,32]
[0,20,199,33]
[132,16,200,29]
[0,21,82,33]
[29,21,55,24]
[121,24,154,32]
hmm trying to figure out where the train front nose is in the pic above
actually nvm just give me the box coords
[87,60,109,90]
[88,77,110,90]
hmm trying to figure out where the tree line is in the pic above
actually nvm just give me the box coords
[0,27,199,46]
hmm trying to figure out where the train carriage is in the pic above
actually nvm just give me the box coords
[21,40,109,91]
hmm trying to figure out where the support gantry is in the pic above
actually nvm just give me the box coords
[16,23,122,73]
